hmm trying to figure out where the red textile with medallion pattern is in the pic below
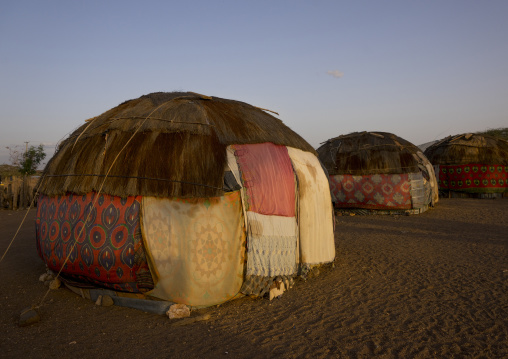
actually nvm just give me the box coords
[438,164,508,193]
[35,193,154,293]
[328,174,412,209]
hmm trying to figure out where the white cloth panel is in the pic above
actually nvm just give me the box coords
[245,211,298,277]
[286,147,335,265]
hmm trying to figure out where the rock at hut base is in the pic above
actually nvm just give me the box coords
[269,280,285,300]
[49,278,61,290]
[101,295,114,307]
[39,269,56,283]
[95,295,114,307]
[19,307,40,327]
[167,304,191,319]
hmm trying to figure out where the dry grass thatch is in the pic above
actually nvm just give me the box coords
[39,92,315,198]
[424,133,508,166]
[317,131,430,175]
[476,127,508,141]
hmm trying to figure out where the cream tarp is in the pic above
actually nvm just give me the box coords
[141,191,245,307]
[287,147,335,265]
[426,162,439,205]
[416,151,439,205]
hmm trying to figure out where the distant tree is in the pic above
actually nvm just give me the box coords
[4,144,46,208]
[19,144,46,175]
[6,145,22,167]
[6,144,46,176]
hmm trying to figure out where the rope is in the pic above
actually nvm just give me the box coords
[64,116,214,143]
[72,116,99,152]
[109,117,214,126]
[43,174,223,190]
[333,165,422,175]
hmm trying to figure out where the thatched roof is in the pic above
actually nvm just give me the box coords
[424,133,508,166]
[476,127,508,141]
[38,92,315,198]
[317,131,429,176]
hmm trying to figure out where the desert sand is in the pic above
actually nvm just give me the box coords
[0,198,507,358]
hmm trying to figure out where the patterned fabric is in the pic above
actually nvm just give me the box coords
[141,191,246,307]
[329,174,412,209]
[229,145,295,297]
[244,211,298,277]
[35,193,153,293]
[287,147,335,265]
[438,164,508,193]
[232,143,296,217]
[230,143,299,296]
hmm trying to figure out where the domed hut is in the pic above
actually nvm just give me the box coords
[317,131,438,215]
[424,133,508,198]
[35,92,335,308]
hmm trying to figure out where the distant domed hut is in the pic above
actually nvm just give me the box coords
[424,133,508,198]
[35,92,335,308]
[317,131,438,215]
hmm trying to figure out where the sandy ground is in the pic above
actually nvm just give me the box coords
[0,198,507,359]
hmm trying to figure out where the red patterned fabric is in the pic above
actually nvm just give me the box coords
[329,174,411,209]
[233,143,296,217]
[35,193,153,293]
[438,164,508,192]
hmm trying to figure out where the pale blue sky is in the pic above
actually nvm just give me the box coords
[1,0,507,166]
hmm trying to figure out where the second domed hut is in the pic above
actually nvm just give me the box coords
[317,131,438,214]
